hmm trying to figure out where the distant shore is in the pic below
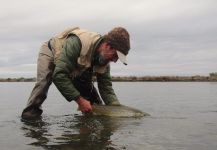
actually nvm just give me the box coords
[111,76,217,82]
[0,75,217,82]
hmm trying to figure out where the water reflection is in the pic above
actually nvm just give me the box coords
[21,114,121,150]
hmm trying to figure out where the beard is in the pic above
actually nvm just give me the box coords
[98,54,109,66]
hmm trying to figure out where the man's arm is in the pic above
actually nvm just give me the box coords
[53,35,92,112]
[96,65,120,105]
[52,35,81,102]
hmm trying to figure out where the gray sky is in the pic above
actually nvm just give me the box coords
[0,0,217,77]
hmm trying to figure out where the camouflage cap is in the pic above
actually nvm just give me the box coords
[103,27,130,65]
[103,27,130,55]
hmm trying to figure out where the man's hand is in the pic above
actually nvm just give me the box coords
[76,96,92,113]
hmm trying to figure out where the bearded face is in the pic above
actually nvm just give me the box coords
[97,52,110,66]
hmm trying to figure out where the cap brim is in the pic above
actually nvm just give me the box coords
[117,51,127,65]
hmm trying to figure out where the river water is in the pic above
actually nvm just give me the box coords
[0,82,217,150]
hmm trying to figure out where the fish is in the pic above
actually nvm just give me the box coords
[90,104,150,117]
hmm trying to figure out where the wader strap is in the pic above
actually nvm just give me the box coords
[48,39,52,51]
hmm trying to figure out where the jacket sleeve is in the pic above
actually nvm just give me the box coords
[52,35,81,102]
[96,65,119,105]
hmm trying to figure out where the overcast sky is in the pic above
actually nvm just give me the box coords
[0,0,217,77]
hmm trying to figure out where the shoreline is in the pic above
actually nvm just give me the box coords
[0,75,217,82]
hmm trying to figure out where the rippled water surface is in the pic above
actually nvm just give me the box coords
[0,82,217,150]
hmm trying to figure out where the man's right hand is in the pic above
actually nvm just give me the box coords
[76,96,92,113]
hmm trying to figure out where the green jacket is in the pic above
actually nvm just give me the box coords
[52,35,118,104]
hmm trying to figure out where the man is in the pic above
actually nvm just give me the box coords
[21,27,130,119]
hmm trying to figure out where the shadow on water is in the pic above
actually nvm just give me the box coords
[20,114,124,150]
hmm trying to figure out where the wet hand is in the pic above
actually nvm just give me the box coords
[76,97,92,113]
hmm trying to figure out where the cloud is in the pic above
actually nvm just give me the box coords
[0,0,217,77]
[0,64,36,78]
